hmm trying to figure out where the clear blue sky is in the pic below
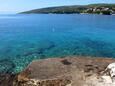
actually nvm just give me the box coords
[0,0,115,13]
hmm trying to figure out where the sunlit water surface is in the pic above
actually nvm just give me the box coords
[0,14,115,73]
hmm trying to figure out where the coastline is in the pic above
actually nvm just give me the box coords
[1,56,115,86]
[19,12,115,16]
[20,4,115,15]
[19,13,115,15]
[0,2,115,86]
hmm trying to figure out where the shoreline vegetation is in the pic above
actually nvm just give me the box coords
[20,3,115,15]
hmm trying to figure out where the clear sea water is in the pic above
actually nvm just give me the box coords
[0,14,115,73]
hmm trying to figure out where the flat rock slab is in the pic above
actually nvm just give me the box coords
[16,56,115,86]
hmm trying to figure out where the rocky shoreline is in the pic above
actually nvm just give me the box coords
[1,56,115,86]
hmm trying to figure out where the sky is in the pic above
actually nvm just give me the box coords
[0,0,115,13]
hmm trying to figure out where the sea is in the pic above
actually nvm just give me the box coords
[0,14,115,73]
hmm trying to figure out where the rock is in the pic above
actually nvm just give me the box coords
[13,56,115,86]
[107,63,115,69]
[101,62,115,83]
[0,73,16,86]
[101,76,112,83]
[1,56,115,86]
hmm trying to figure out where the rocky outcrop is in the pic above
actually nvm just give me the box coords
[0,73,17,86]
[1,56,115,86]
[12,56,115,86]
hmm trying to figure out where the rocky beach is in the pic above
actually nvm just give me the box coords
[0,1,115,86]
[1,56,115,86]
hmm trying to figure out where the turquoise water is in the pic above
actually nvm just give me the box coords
[0,14,115,73]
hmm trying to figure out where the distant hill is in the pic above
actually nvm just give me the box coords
[20,4,115,15]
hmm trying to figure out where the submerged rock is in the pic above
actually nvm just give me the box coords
[0,59,15,74]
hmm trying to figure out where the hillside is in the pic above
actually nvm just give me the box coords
[21,4,115,15]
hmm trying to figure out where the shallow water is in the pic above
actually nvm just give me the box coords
[0,14,115,73]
